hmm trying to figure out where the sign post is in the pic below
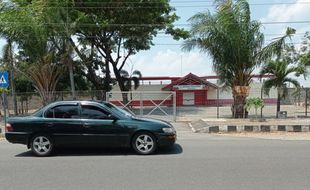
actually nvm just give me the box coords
[0,71,9,134]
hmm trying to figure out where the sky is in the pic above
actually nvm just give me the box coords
[1,0,310,86]
[124,0,310,87]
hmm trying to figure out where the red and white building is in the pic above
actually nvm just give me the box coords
[111,73,277,106]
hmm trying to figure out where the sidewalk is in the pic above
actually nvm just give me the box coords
[188,118,310,133]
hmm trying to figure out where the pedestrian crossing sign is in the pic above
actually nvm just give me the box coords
[0,71,9,88]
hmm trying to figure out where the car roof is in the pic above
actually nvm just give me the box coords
[48,100,107,106]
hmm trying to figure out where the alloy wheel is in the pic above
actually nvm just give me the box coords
[32,136,52,156]
[135,134,154,154]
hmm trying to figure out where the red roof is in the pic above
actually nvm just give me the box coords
[162,73,218,90]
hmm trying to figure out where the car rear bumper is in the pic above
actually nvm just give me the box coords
[157,133,176,147]
[5,132,30,145]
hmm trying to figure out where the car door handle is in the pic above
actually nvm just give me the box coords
[83,124,91,128]
[46,123,53,127]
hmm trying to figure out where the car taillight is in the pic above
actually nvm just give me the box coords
[5,123,13,132]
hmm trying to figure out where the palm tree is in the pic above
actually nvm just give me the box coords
[119,70,142,104]
[260,60,306,118]
[120,70,142,91]
[182,0,296,118]
[27,54,64,105]
[182,0,264,118]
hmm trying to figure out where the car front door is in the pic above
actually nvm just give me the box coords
[44,104,84,146]
[80,104,129,147]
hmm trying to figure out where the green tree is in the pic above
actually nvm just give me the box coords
[0,38,18,115]
[120,70,142,92]
[182,0,297,118]
[260,59,306,118]
[120,69,142,103]
[260,27,308,118]
[0,0,64,105]
[70,0,188,102]
[182,0,264,118]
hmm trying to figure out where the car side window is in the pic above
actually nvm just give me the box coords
[45,105,79,119]
[81,105,110,119]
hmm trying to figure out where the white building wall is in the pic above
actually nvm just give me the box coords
[207,83,277,99]
[111,82,277,101]
[110,84,171,100]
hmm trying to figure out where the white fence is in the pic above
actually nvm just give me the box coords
[106,91,177,121]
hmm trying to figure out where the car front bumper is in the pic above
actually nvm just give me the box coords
[157,133,176,147]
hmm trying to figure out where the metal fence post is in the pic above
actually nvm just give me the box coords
[306,88,308,117]
[217,88,219,118]
[139,92,143,116]
[2,91,7,132]
[106,92,110,103]
[260,86,263,119]
[173,92,176,122]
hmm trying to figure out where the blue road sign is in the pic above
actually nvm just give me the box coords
[0,71,9,88]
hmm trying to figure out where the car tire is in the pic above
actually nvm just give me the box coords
[31,134,54,157]
[132,132,157,155]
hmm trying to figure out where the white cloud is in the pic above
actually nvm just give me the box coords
[262,0,310,22]
[123,49,214,77]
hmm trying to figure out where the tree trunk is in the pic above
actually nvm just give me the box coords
[67,53,76,100]
[21,101,24,115]
[232,86,250,118]
[232,95,248,118]
[103,59,111,101]
[276,89,281,118]
[68,59,76,100]
[112,64,129,104]
[26,99,28,113]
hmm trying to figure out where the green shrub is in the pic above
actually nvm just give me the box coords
[245,97,264,119]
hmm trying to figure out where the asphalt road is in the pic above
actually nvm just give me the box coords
[1,124,310,190]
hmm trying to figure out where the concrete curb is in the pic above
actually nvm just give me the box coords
[188,123,197,133]
[190,120,310,133]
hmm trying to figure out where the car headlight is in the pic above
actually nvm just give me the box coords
[162,127,175,133]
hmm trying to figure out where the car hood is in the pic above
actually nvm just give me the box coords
[131,117,172,127]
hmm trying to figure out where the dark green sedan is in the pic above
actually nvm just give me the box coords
[5,101,176,156]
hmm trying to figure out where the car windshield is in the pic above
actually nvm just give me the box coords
[103,102,135,118]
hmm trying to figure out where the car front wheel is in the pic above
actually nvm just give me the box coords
[31,134,54,157]
[132,132,157,155]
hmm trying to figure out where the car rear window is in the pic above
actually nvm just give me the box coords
[45,105,79,119]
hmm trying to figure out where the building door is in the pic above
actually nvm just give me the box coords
[183,92,195,105]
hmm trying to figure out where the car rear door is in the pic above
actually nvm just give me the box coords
[44,103,84,146]
[80,103,130,147]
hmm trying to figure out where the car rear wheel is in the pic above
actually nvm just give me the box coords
[132,132,157,155]
[31,134,54,157]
